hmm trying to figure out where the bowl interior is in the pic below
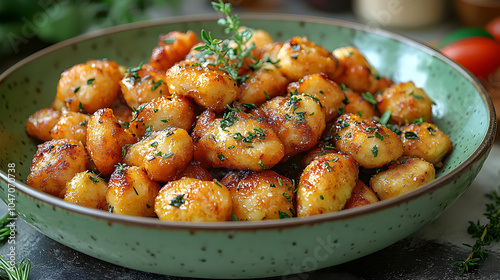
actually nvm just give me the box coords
[0,14,493,219]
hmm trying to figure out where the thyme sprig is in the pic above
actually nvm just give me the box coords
[0,213,13,245]
[194,0,255,83]
[452,186,500,275]
[0,256,31,280]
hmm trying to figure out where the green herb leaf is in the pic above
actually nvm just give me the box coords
[404,132,420,140]
[170,194,186,207]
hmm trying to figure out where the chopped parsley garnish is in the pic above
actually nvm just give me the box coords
[258,160,268,170]
[89,176,100,183]
[379,111,391,125]
[361,92,377,106]
[78,102,84,112]
[372,145,379,157]
[169,194,185,207]
[151,79,163,91]
[86,78,95,85]
[279,210,291,219]
[413,117,424,125]
[405,132,420,139]
[74,86,80,93]
[217,153,226,161]
[79,120,87,126]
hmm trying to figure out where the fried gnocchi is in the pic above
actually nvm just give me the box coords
[26,17,452,222]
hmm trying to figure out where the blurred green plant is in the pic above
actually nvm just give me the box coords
[0,0,181,55]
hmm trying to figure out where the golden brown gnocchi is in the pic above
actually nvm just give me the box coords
[258,92,326,160]
[27,139,90,198]
[332,113,404,169]
[297,153,358,217]
[123,127,194,182]
[166,61,240,113]
[50,111,90,145]
[107,165,161,217]
[127,94,196,138]
[64,171,108,209]
[26,107,61,141]
[192,109,285,171]
[154,177,232,222]
[86,108,137,176]
[221,170,295,221]
[376,81,434,124]
[400,122,453,168]
[370,157,435,200]
[56,60,123,113]
[120,63,169,110]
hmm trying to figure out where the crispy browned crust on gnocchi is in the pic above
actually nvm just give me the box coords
[50,111,90,145]
[277,36,342,81]
[86,108,137,176]
[166,61,240,113]
[287,73,345,122]
[332,113,403,169]
[127,94,196,138]
[343,180,379,210]
[370,157,435,200]
[192,109,285,171]
[175,161,213,181]
[27,139,90,198]
[297,153,358,217]
[150,31,199,71]
[332,46,392,93]
[107,166,161,217]
[258,92,326,160]
[26,107,61,141]
[221,170,295,221]
[63,171,108,209]
[154,177,232,222]
[343,90,377,120]
[376,81,433,124]
[238,62,289,107]
[124,127,193,182]
[400,122,453,168]
[56,60,123,113]
[120,63,169,109]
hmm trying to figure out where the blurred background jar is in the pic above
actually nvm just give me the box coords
[353,0,449,29]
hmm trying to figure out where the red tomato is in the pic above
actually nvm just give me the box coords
[486,17,500,42]
[440,37,500,78]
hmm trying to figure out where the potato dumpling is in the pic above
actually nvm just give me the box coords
[150,30,199,71]
[64,171,108,209]
[166,61,240,113]
[343,180,379,210]
[332,46,392,93]
[127,94,196,138]
[56,59,123,113]
[277,36,342,81]
[376,81,433,124]
[400,122,453,168]
[342,90,377,120]
[297,153,358,217]
[27,139,89,198]
[287,73,345,122]
[370,157,435,200]
[175,161,213,181]
[332,113,403,169]
[238,62,289,107]
[107,165,161,217]
[221,170,295,221]
[192,109,284,171]
[255,42,283,62]
[120,63,169,109]
[258,92,326,160]
[26,107,61,141]
[86,108,137,176]
[154,177,232,222]
[50,111,90,145]
[124,127,193,182]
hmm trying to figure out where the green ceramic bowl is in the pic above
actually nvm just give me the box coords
[0,14,496,279]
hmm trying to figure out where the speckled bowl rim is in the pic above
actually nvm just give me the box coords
[0,13,496,231]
